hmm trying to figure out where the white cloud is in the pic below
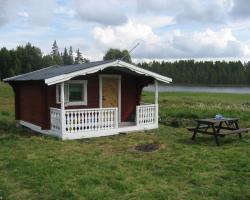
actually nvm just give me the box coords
[132,15,175,28]
[0,0,17,26]
[230,0,250,19]
[1,0,250,61]
[0,0,57,27]
[136,0,230,24]
[17,11,29,18]
[93,21,250,59]
[145,28,250,59]
[169,28,246,58]
[136,0,198,13]
[93,21,160,50]
[24,0,57,26]
[73,0,128,25]
[54,5,75,17]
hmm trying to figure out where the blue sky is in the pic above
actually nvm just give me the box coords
[1,0,250,62]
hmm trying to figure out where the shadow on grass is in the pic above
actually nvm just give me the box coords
[0,120,59,141]
[177,134,250,146]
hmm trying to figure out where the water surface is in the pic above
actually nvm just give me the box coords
[144,85,250,94]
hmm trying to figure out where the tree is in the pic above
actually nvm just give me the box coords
[103,48,132,63]
[62,47,74,65]
[50,40,63,65]
[16,43,43,73]
[74,48,89,64]
[62,48,70,65]
[1,42,250,85]
[0,47,11,79]
[51,40,59,56]
[69,46,74,65]
[42,54,55,67]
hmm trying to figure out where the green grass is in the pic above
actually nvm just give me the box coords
[142,92,250,127]
[1,81,250,200]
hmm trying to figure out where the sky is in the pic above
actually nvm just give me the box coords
[0,0,250,62]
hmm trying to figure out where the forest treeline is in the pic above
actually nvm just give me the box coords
[138,60,250,85]
[0,41,88,79]
[1,42,250,85]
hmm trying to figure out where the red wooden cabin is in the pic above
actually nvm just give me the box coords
[4,60,172,139]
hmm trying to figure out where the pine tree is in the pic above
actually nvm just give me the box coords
[63,48,70,65]
[69,46,74,64]
[50,40,63,65]
[51,40,59,56]
[42,54,55,67]
[74,49,89,64]
[75,48,83,64]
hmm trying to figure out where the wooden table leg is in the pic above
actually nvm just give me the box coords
[216,122,223,133]
[191,123,200,140]
[212,125,220,146]
[235,122,242,139]
[216,122,225,137]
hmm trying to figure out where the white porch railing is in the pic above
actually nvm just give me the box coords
[50,104,158,139]
[50,107,61,133]
[136,104,158,126]
[50,107,118,136]
[64,108,118,133]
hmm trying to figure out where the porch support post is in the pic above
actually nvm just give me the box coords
[136,106,139,126]
[154,80,159,126]
[115,107,119,129]
[60,82,65,110]
[154,79,158,104]
[60,82,66,139]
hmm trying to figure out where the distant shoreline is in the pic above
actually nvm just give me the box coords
[144,85,250,94]
[164,83,250,87]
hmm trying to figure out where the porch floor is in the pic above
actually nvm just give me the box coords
[118,122,136,128]
[117,121,157,134]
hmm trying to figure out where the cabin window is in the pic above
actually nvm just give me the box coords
[56,80,87,106]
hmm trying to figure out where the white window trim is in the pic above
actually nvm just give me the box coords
[99,74,121,122]
[56,80,88,106]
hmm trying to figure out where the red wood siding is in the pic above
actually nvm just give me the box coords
[11,81,45,127]
[10,69,154,130]
[121,75,145,121]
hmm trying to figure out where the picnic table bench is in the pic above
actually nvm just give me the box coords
[187,118,250,145]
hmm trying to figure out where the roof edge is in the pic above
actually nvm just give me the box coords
[45,60,118,85]
[45,59,172,85]
[3,65,58,82]
[117,60,172,83]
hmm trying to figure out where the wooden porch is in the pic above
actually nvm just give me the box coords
[49,80,159,140]
[50,104,158,139]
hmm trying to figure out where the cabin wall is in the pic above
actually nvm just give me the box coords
[44,75,100,129]
[11,81,46,128]
[11,70,153,130]
[120,74,149,121]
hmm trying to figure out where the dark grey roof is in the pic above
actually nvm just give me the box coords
[5,60,115,81]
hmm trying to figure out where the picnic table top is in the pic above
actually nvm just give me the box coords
[195,118,239,124]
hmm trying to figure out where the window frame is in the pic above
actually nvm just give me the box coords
[56,80,88,106]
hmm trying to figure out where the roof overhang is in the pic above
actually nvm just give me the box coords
[45,60,172,85]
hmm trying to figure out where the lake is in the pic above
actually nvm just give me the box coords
[144,85,250,94]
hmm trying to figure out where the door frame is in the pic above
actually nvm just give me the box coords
[99,74,121,122]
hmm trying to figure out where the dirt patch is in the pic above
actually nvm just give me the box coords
[134,143,160,152]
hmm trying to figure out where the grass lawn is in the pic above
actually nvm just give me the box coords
[0,81,250,200]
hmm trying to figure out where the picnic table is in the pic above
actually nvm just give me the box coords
[187,118,250,145]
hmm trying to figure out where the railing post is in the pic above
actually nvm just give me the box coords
[115,108,119,129]
[136,106,139,126]
[154,80,159,127]
[60,82,66,139]
[61,109,66,139]
[155,104,159,127]
[154,80,158,105]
